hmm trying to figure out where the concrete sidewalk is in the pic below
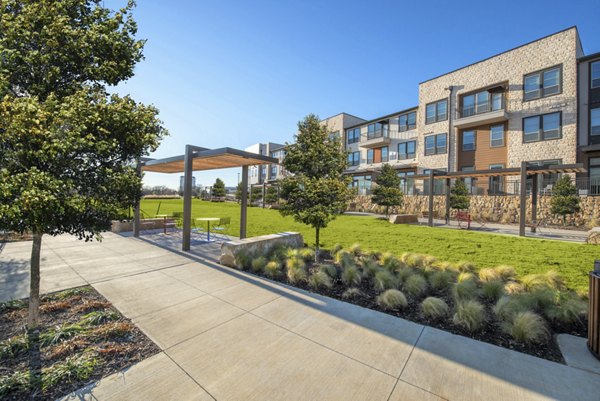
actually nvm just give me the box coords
[1,234,598,401]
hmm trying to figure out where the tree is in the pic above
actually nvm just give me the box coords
[251,186,263,202]
[551,175,580,225]
[0,0,166,385]
[265,186,279,205]
[235,182,247,203]
[212,178,226,197]
[449,180,471,210]
[372,164,403,217]
[279,114,353,261]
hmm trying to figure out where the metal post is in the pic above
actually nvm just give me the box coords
[519,161,527,237]
[445,177,451,225]
[182,145,194,251]
[531,174,538,233]
[133,158,141,238]
[428,169,435,227]
[262,183,266,209]
[240,165,248,239]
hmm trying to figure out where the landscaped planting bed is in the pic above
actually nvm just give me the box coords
[0,286,160,400]
[234,244,588,363]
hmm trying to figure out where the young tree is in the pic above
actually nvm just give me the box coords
[279,114,353,261]
[235,182,247,203]
[551,175,580,225]
[265,186,279,205]
[0,0,166,370]
[251,186,263,202]
[372,164,403,217]
[449,180,471,210]
[212,178,226,197]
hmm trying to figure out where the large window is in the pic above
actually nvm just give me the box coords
[367,149,374,164]
[399,111,417,131]
[490,125,505,147]
[461,91,503,117]
[381,146,389,162]
[424,133,447,155]
[398,171,415,195]
[352,175,372,195]
[423,168,447,195]
[523,112,562,143]
[271,166,277,177]
[527,159,561,192]
[367,122,388,139]
[592,61,600,89]
[461,166,476,194]
[589,157,600,195]
[591,107,600,136]
[524,66,561,101]
[347,151,360,167]
[398,140,416,160]
[346,128,361,144]
[489,164,504,195]
[462,130,475,151]
[367,147,387,164]
[425,99,448,124]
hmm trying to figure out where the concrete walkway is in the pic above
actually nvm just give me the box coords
[0,234,598,401]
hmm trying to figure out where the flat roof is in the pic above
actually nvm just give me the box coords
[346,106,419,130]
[142,147,278,174]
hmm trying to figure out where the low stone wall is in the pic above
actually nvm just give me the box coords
[220,232,304,268]
[351,195,600,228]
[110,218,174,233]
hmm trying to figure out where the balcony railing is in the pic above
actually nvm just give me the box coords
[366,129,388,140]
[457,96,505,119]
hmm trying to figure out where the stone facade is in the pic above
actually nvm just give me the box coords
[351,194,600,228]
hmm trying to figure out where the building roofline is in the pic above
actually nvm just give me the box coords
[320,112,367,122]
[419,26,579,85]
[346,106,419,129]
[579,51,600,63]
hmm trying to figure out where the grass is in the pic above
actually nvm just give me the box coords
[504,311,550,344]
[139,199,595,291]
[376,289,408,310]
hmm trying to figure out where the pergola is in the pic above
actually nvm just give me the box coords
[413,162,585,236]
[136,145,278,251]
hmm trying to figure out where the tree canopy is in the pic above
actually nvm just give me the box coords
[449,180,470,210]
[550,175,580,225]
[372,164,403,217]
[212,178,226,197]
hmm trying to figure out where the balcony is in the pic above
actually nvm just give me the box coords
[454,97,508,129]
[361,129,391,148]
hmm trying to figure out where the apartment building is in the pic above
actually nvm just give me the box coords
[344,26,591,195]
[245,142,286,185]
[577,51,600,194]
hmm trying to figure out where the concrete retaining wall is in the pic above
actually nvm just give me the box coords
[220,232,304,268]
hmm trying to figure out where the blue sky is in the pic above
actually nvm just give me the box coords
[109,0,600,189]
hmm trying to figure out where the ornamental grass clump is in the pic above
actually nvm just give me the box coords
[308,271,332,290]
[481,280,505,301]
[493,295,534,321]
[287,265,307,284]
[403,274,428,298]
[453,300,486,332]
[298,248,315,262]
[421,297,449,319]
[319,264,338,278]
[251,256,267,273]
[349,243,362,256]
[335,250,355,269]
[396,267,415,284]
[401,253,426,269]
[521,271,566,292]
[380,252,404,272]
[504,311,550,344]
[342,287,363,299]
[478,268,501,283]
[452,279,479,302]
[286,256,306,270]
[504,281,526,295]
[456,261,477,273]
[341,265,361,286]
[543,292,588,324]
[376,289,407,311]
[429,270,456,292]
[493,265,516,281]
[234,250,253,270]
[373,269,398,291]
[332,243,343,255]
[457,272,476,283]
[264,260,282,279]
[361,257,381,279]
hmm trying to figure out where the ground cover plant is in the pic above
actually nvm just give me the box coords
[139,199,595,292]
[230,243,588,363]
[0,287,159,400]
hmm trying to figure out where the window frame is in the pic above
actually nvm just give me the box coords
[522,112,562,143]
[398,140,416,160]
[462,130,476,151]
[425,99,448,124]
[523,64,563,101]
[591,60,600,89]
[424,133,447,155]
[591,107,600,137]
[346,128,361,144]
[490,124,505,148]
[367,149,374,164]
[347,151,360,167]
[399,111,417,132]
[381,146,389,162]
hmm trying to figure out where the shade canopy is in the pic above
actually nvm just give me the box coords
[142,147,278,173]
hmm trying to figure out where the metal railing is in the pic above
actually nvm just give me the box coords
[361,129,418,143]
[457,96,505,119]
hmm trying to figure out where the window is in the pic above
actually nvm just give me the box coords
[591,107,600,136]
[592,61,600,89]
[489,164,504,195]
[589,157,600,195]
[490,125,505,147]
[462,166,476,194]
[399,111,417,131]
[271,166,277,177]
[398,171,415,195]
[423,168,447,195]
[367,149,374,164]
[381,146,389,162]
[462,130,475,151]
[367,122,388,139]
[523,112,562,142]
[347,151,360,167]
[398,141,416,159]
[460,90,504,117]
[329,130,340,140]
[352,175,372,195]
[425,99,448,124]
[523,66,562,100]
[424,134,447,155]
[346,128,361,144]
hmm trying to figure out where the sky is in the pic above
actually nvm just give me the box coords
[107,0,600,189]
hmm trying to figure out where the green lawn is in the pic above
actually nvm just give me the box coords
[139,199,596,292]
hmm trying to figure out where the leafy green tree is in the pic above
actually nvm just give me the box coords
[212,178,226,197]
[235,182,247,203]
[0,0,165,344]
[372,164,403,217]
[449,180,471,210]
[551,175,580,225]
[251,186,263,202]
[279,114,353,261]
[265,186,279,205]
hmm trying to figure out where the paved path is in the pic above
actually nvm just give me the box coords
[1,234,598,401]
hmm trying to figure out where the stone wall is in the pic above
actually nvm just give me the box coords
[350,195,600,228]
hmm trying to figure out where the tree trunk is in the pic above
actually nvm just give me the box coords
[315,226,320,264]
[385,206,389,218]
[28,232,43,397]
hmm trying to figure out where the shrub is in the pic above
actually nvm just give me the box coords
[264,260,282,278]
[287,265,307,284]
[342,288,363,299]
[341,265,361,286]
[493,295,534,321]
[286,257,306,270]
[478,268,501,283]
[504,311,549,344]
[349,243,362,256]
[456,261,477,273]
[453,300,485,331]
[504,281,526,295]
[452,279,478,302]
[543,293,588,324]
[494,265,516,281]
[285,248,299,259]
[251,256,267,273]
[429,270,455,292]
[298,248,315,262]
[361,258,381,279]
[404,274,428,298]
[373,269,398,291]
[234,250,253,270]
[421,297,449,319]
[376,289,408,310]
[308,271,332,290]
[481,280,505,301]
[319,264,338,278]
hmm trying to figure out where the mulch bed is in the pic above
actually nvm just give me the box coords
[249,253,587,364]
[0,286,160,400]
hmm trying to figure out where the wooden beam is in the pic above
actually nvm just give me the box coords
[519,161,527,237]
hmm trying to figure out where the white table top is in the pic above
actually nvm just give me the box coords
[156,214,169,218]
[196,217,220,222]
